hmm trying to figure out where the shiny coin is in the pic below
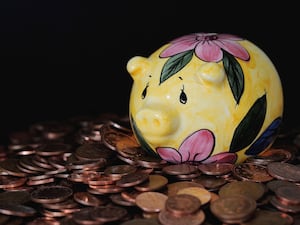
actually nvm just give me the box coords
[270,195,300,213]
[177,186,211,206]
[134,174,168,191]
[167,181,204,197]
[30,185,73,204]
[116,171,149,187]
[162,163,198,175]
[121,218,161,225]
[90,205,128,223]
[198,162,233,176]
[210,195,256,224]
[158,208,205,225]
[232,162,274,182]
[218,180,266,201]
[266,179,296,193]
[274,185,300,205]
[135,191,168,213]
[0,203,37,217]
[192,175,227,191]
[241,209,294,225]
[165,194,201,216]
[73,191,108,206]
[267,162,300,182]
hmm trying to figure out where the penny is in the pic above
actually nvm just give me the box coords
[241,209,294,225]
[121,189,143,204]
[134,174,168,191]
[259,147,293,163]
[0,203,37,217]
[210,195,257,224]
[232,162,274,182]
[266,179,296,193]
[42,197,79,210]
[198,162,233,176]
[71,207,100,225]
[73,191,108,206]
[158,208,205,225]
[90,205,128,223]
[75,143,115,161]
[30,185,73,204]
[0,175,27,189]
[135,191,168,213]
[270,195,300,213]
[115,171,149,187]
[162,163,198,175]
[104,164,137,179]
[35,142,72,156]
[0,190,31,205]
[218,180,266,201]
[109,193,136,206]
[121,218,161,225]
[192,175,227,191]
[176,186,211,205]
[165,194,201,216]
[0,158,27,177]
[274,185,300,205]
[267,161,300,182]
[167,181,204,196]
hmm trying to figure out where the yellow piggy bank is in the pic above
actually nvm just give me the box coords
[126,33,283,164]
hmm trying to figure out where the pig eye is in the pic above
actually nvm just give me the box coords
[180,86,187,104]
[141,84,149,99]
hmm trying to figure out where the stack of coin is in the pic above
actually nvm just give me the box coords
[0,112,299,224]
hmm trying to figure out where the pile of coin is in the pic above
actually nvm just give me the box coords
[0,112,299,224]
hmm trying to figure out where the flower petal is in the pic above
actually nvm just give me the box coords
[195,42,223,62]
[156,147,182,164]
[216,40,250,61]
[179,129,215,162]
[160,40,198,58]
[201,152,237,164]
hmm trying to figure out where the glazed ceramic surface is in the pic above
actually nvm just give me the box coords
[126,33,283,164]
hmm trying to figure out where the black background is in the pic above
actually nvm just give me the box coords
[0,1,299,144]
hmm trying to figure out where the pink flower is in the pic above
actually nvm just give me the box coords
[156,129,237,164]
[160,33,250,62]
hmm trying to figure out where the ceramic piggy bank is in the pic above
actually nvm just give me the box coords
[126,33,284,164]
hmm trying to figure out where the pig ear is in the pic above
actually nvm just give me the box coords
[196,62,226,85]
[127,56,150,80]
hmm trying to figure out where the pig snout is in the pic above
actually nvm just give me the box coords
[135,108,179,138]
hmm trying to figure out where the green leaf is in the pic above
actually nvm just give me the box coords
[130,114,159,157]
[229,94,267,153]
[223,50,244,104]
[160,50,193,84]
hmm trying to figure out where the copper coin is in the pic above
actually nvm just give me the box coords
[121,218,161,225]
[158,208,205,225]
[266,179,296,193]
[210,195,257,224]
[162,163,198,175]
[275,185,300,205]
[90,205,128,223]
[135,191,168,213]
[0,190,31,205]
[0,175,27,189]
[192,175,227,191]
[0,203,37,217]
[165,194,201,216]
[232,162,274,182]
[104,164,137,179]
[75,143,115,161]
[0,158,27,177]
[73,191,108,206]
[270,195,300,213]
[109,193,136,206]
[30,185,73,204]
[35,142,72,156]
[267,162,300,182]
[198,162,233,176]
[167,181,204,196]
[218,180,266,201]
[134,174,168,191]
[241,209,294,225]
[176,186,211,206]
[72,207,100,225]
[115,171,149,187]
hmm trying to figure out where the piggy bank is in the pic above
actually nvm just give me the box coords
[126,33,283,164]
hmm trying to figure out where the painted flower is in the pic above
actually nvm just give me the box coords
[156,129,237,164]
[160,33,250,62]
